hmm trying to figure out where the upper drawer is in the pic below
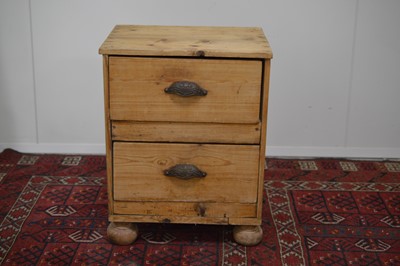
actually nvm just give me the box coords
[109,57,262,123]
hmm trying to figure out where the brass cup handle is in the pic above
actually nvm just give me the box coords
[164,81,208,97]
[163,164,207,180]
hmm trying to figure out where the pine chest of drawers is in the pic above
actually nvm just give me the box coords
[99,25,272,246]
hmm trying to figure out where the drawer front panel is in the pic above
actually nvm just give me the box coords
[113,142,259,203]
[109,57,262,123]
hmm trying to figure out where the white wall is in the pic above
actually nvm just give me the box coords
[1,0,399,158]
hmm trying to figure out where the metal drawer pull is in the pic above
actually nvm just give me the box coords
[164,164,207,179]
[164,81,208,97]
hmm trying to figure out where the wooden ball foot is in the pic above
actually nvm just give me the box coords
[233,225,263,246]
[107,222,138,245]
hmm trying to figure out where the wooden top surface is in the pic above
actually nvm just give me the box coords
[99,25,272,59]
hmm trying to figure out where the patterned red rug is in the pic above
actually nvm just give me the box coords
[0,149,399,265]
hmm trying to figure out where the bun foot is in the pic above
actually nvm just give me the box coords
[107,222,138,245]
[233,225,263,246]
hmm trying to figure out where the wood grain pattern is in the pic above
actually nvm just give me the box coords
[113,142,259,203]
[112,121,261,144]
[109,214,261,225]
[109,57,262,124]
[109,214,228,225]
[102,55,114,214]
[114,201,256,218]
[229,217,262,226]
[99,25,272,59]
[256,60,271,220]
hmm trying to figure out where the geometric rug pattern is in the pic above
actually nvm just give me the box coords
[265,159,400,265]
[0,149,399,265]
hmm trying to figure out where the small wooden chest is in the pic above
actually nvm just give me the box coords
[99,25,272,245]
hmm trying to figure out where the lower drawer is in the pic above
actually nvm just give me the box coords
[113,142,260,203]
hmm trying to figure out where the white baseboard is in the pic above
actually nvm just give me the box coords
[1,143,400,159]
[0,143,106,155]
[267,146,400,159]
